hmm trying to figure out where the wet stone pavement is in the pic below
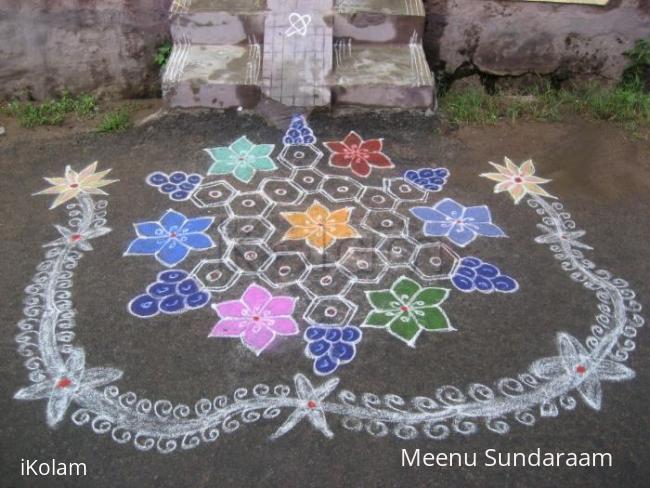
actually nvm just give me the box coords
[1,111,649,487]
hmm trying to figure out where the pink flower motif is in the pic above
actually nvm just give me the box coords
[209,284,299,355]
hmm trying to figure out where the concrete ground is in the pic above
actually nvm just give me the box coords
[1,110,649,487]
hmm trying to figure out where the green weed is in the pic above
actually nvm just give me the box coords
[5,92,97,128]
[622,39,650,89]
[97,108,131,133]
[154,41,173,67]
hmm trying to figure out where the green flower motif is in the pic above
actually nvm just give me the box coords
[205,136,276,183]
[363,276,453,347]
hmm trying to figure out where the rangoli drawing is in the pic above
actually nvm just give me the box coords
[410,198,506,247]
[280,201,360,253]
[124,209,215,267]
[210,284,300,356]
[323,131,394,178]
[362,277,452,347]
[205,136,276,183]
[13,126,643,452]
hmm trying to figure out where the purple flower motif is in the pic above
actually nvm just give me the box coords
[410,197,506,248]
[124,209,215,267]
[209,284,299,355]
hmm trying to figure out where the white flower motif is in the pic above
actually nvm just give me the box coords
[34,162,119,209]
[13,348,122,427]
[534,224,593,250]
[480,157,556,204]
[531,333,634,410]
[43,225,112,251]
[270,374,339,439]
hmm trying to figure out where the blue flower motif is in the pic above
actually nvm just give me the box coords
[124,209,215,267]
[304,325,362,376]
[451,256,519,294]
[404,167,449,192]
[410,197,506,248]
[283,114,317,145]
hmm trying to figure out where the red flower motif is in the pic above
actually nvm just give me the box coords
[323,131,394,178]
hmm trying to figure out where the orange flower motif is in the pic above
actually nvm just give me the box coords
[281,201,360,252]
[480,157,555,204]
[35,161,119,209]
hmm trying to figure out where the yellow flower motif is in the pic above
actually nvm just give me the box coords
[480,157,555,204]
[34,162,119,209]
[281,201,360,252]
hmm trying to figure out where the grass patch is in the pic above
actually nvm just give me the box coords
[439,89,501,125]
[5,92,97,128]
[97,108,131,133]
[440,83,650,132]
[622,39,650,89]
[564,84,650,123]
[440,85,562,126]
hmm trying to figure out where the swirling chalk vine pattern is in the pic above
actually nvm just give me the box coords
[14,152,643,453]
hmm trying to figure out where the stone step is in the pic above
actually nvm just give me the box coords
[170,0,267,45]
[170,0,426,46]
[334,0,425,44]
[260,9,333,107]
[163,43,261,109]
[163,42,435,110]
[332,43,434,108]
[164,1,434,111]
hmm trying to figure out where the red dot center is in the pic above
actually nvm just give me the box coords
[307,400,317,409]
[252,315,260,321]
[400,305,409,312]
[70,234,82,242]
[514,177,523,183]
[170,232,177,238]
[576,365,587,374]
[70,183,79,188]
[56,377,72,388]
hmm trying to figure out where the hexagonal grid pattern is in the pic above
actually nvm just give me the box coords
[181,138,461,328]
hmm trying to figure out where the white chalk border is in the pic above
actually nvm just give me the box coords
[14,184,644,452]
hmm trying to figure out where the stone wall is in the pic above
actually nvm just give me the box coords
[1,1,648,100]
[0,0,172,100]
[424,0,650,88]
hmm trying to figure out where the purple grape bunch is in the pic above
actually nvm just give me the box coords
[129,269,211,318]
[451,257,518,294]
[147,171,203,202]
[404,167,450,192]
[304,325,362,375]
[283,114,317,145]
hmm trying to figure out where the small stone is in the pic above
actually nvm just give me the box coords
[0,126,5,136]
